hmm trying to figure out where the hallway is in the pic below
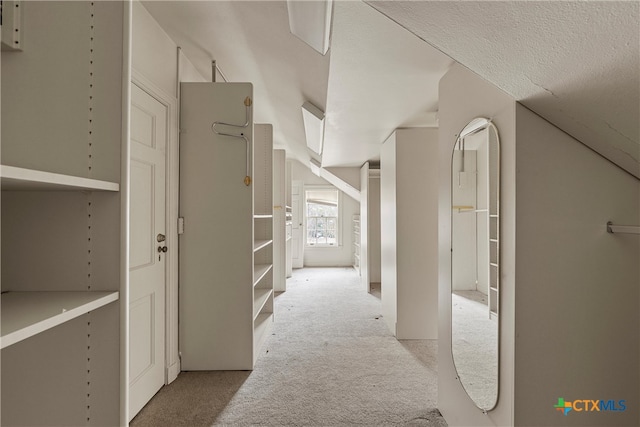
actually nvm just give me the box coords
[131,268,444,426]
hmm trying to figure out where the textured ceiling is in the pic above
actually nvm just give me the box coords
[143,1,639,177]
[367,0,640,178]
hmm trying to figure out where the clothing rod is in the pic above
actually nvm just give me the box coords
[607,221,640,235]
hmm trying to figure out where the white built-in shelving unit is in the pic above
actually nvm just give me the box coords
[179,83,273,370]
[488,137,500,319]
[1,2,127,424]
[1,289,119,350]
[272,149,286,292]
[285,205,293,277]
[252,124,274,362]
[489,215,499,318]
[353,215,361,273]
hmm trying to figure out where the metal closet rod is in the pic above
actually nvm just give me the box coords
[211,96,253,186]
[607,221,640,235]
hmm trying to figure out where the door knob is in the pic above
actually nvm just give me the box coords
[157,233,166,242]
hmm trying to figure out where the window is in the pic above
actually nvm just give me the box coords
[305,188,339,247]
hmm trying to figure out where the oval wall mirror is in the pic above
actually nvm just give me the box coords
[451,117,500,411]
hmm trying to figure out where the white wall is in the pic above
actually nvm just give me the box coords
[381,128,439,339]
[133,3,205,98]
[291,160,358,267]
[513,104,639,426]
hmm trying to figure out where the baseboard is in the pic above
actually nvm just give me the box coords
[167,361,180,384]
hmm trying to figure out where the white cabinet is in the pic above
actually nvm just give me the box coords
[179,83,273,370]
[1,2,127,424]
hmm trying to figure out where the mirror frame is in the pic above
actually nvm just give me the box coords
[450,117,501,412]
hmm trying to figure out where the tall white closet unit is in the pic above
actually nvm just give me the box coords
[273,149,286,291]
[1,1,128,425]
[380,128,439,340]
[179,83,274,370]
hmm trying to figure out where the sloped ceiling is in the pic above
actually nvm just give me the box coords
[323,1,451,167]
[367,0,640,178]
[141,0,452,169]
[141,0,330,165]
[143,1,639,177]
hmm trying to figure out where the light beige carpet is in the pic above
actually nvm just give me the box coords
[131,267,445,426]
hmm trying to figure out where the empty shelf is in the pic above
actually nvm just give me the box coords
[253,264,273,287]
[254,239,273,252]
[1,165,119,191]
[253,288,273,319]
[254,214,273,219]
[1,291,119,349]
[253,312,273,361]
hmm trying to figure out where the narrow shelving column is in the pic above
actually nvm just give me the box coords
[285,205,293,278]
[488,129,500,319]
[272,149,286,292]
[353,215,361,273]
[252,124,274,364]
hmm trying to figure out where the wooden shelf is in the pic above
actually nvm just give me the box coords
[254,239,273,252]
[1,165,119,192]
[253,264,273,287]
[253,288,273,319]
[1,291,119,349]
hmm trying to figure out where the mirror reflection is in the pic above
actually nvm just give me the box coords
[451,118,500,410]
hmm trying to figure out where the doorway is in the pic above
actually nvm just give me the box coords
[128,75,180,420]
[129,82,167,419]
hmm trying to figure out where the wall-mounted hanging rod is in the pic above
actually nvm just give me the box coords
[211,96,252,186]
[607,221,640,235]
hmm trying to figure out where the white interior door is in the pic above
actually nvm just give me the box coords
[291,180,304,268]
[129,83,167,420]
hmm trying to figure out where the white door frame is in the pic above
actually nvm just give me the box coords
[131,69,180,384]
